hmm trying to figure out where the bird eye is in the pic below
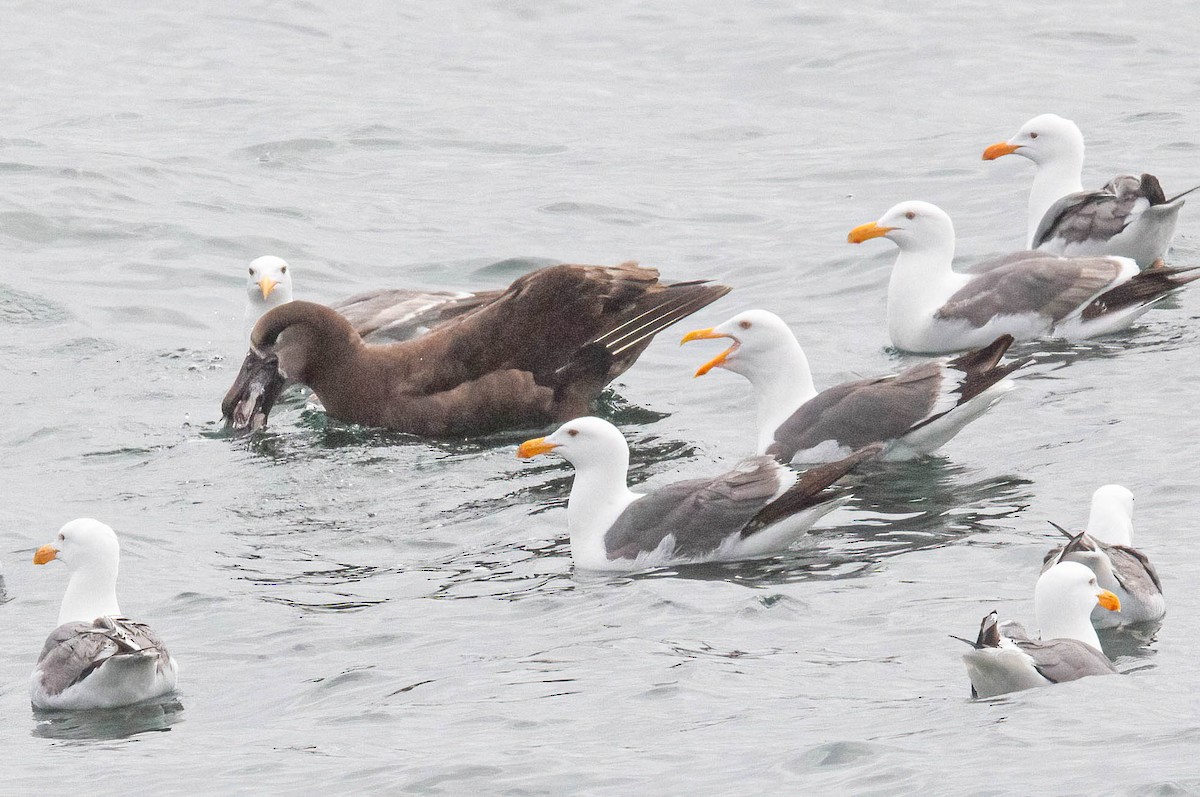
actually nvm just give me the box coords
[904,211,915,220]
[1029,132,1039,139]
[567,429,578,437]
[280,266,287,273]
[739,320,752,330]
[57,533,64,541]
[249,268,255,275]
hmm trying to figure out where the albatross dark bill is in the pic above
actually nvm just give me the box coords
[221,262,731,437]
[222,349,287,432]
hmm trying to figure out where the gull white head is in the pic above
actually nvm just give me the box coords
[1034,560,1120,649]
[1085,484,1135,547]
[983,115,1086,246]
[680,310,816,453]
[847,200,956,255]
[34,518,122,626]
[983,113,1086,168]
[517,416,630,473]
[517,417,637,568]
[244,256,294,332]
[680,310,807,379]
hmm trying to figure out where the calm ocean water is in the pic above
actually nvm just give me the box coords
[3,2,1199,793]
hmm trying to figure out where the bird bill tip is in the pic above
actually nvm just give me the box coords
[1097,590,1121,612]
[847,221,893,244]
[517,438,558,459]
[982,141,1020,161]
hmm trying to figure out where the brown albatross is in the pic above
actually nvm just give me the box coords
[223,262,731,436]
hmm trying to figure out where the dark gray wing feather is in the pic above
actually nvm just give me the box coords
[603,457,782,560]
[1016,638,1117,683]
[768,366,939,459]
[36,617,174,696]
[1108,545,1163,594]
[768,336,1017,461]
[935,257,1124,327]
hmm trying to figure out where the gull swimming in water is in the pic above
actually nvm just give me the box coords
[680,309,1021,462]
[957,561,1120,698]
[982,113,1198,267]
[848,200,1197,354]
[517,416,879,570]
[31,519,178,710]
[1043,485,1164,629]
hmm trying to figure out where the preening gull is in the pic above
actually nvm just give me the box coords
[517,417,879,570]
[31,519,178,710]
[983,114,1198,267]
[956,561,1119,699]
[1043,485,1164,629]
[223,262,730,436]
[848,200,1198,354]
[680,310,1021,462]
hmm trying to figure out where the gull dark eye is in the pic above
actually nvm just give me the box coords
[249,268,255,275]
[739,320,751,330]
[1029,132,1039,139]
[905,211,916,220]
[280,266,287,274]
[567,429,578,437]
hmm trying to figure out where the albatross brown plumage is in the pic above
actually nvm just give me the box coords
[223,261,731,436]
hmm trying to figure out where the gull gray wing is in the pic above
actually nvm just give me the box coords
[935,257,1124,327]
[963,250,1047,275]
[35,617,173,697]
[1108,544,1163,595]
[603,457,784,560]
[1031,183,1139,249]
[768,336,1017,461]
[1016,638,1117,683]
[768,366,941,459]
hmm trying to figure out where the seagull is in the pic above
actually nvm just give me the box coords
[243,256,294,337]
[956,561,1120,698]
[848,200,1198,354]
[1043,485,1164,629]
[516,416,879,570]
[242,256,498,344]
[31,519,178,710]
[982,113,1198,267]
[679,309,1021,462]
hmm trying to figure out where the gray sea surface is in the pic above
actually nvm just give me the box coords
[3,1,1199,794]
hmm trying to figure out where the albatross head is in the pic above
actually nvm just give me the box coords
[982,113,1084,166]
[517,416,630,471]
[1034,561,1120,646]
[680,309,800,379]
[247,256,294,307]
[1085,484,1135,547]
[847,200,955,253]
